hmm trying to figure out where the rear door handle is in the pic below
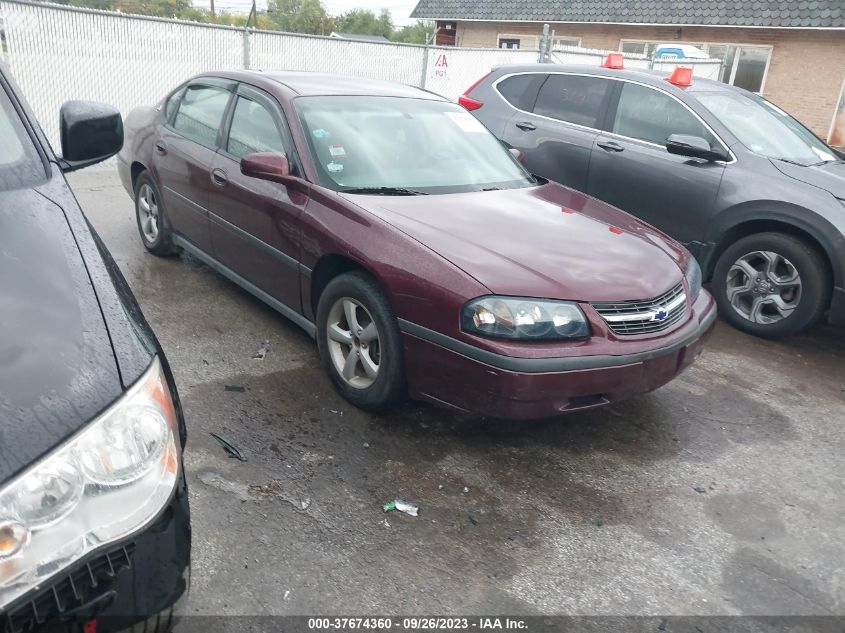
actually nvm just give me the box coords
[515,121,537,131]
[211,168,228,187]
[154,141,167,155]
[597,140,625,152]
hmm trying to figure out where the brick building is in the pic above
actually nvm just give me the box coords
[409,0,845,140]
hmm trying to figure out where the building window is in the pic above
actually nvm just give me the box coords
[498,33,581,51]
[620,40,772,93]
[551,36,582,49]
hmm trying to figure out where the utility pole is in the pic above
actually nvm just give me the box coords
[210,0,216,19]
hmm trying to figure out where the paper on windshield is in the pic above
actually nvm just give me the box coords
[444,111,487,134]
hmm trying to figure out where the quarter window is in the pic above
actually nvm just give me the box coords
[532,75,612,129]
[164,88,182,123]
[496,74,544,111]
[226,96,286,159]
[613,82,715,147]
[172,84,231,147]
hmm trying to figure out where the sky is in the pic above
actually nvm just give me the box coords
[192,0,422,26]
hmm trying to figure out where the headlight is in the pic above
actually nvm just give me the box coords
[685,256,702,302]
[462,296,590,340]
[0,357,179,609]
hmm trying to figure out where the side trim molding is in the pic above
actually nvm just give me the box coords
[208,211,300,271]
[172,235,316,338]
[398,303,717,373]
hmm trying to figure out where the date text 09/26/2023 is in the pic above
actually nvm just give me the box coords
[307,618,528,630]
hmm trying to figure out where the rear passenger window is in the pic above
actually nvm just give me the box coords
[496,74,544,111]
[533,75,612,128]
[173,84,231,147]
[613,82,715,146]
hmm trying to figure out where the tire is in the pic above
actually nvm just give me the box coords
[134,171,176,256]
[712,232,830,338]
[316,271,406,410]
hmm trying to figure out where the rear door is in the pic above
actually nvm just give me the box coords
[207,84,306,311]
[587,80,727,244]
[501,73,614,191]
[153,78,235,253]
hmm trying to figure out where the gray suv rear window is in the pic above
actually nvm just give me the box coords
[533,74,612,129]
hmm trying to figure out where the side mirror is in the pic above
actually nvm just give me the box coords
[241,152,300,187]
[509,147,525,163]
[666,134,729,162]
[60,101,123,172]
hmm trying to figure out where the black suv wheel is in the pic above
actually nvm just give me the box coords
[712,232,830,338]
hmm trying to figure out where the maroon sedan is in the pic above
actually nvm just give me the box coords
[117,71,716,420]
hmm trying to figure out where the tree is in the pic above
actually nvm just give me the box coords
[392,20,434,44]
[266,0,334,35]
[334,8,392,38]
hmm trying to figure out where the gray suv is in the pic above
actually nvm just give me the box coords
[464,63,845,339]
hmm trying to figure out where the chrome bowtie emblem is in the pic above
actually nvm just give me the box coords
[652,309,668,322]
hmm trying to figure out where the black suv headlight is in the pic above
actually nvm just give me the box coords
[685,257,702,302]
[462,296,590,340]
[0,358,180,609]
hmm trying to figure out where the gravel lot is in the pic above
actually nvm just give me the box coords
[69,168,844,618]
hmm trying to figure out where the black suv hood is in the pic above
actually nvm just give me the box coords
[0,187,122,483]
[772,159,845,199]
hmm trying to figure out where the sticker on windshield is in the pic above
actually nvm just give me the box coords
[312,129,330,138]
[329,144,347,158]
[444,111,487,133]
[327,162,344,173]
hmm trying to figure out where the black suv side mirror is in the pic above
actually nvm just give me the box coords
[666,134,729,162]
[59,101,123,172]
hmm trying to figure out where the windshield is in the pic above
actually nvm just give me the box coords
[295,96,535,194]
[697,91,837,166]
[0,83,45,191]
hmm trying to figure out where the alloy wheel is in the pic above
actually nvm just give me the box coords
[326,297,381,389]
[725,250,802,324]
[138,183,160,243]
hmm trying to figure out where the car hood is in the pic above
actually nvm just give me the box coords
[772,159,845,199]
[0,187,123,483]
[343,182,687,302]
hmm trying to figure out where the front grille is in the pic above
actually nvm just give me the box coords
[591,282,687,336]
[3,543,135,633]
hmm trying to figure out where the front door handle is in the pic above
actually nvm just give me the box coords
[597,140,625,152]
[211,168,228,187]
[515,121,537,131]
[154,141,167,155]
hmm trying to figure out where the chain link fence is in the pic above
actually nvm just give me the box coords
[0,0,722,149]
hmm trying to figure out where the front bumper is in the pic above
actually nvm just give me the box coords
[2,474,191,633]
[402,298,717,420]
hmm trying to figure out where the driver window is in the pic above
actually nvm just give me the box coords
[226,96,287,160]
[613,82,715,147]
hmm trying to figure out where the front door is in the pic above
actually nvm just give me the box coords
[587,80,726,246]
[207,85,306,312]
[153,80,234,253]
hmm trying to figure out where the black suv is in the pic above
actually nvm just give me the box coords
[464,62,845,338]
[0,64,190,632]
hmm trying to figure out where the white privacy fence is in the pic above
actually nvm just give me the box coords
[0,0,722,149]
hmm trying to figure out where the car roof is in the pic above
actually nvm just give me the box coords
[490,63,735,95]
[203,69,445,100]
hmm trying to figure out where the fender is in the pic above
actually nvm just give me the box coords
[701,199,845,290]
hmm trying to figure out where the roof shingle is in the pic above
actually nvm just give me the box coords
[409,0,845,28]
